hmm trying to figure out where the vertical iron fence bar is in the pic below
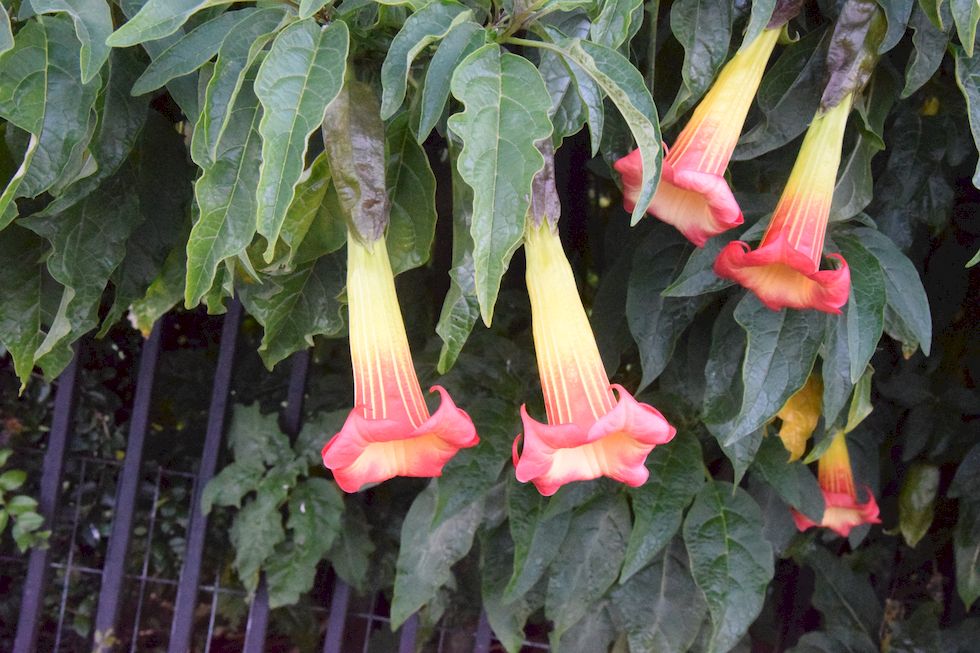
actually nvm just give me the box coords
[93,321,163,646]
[13,350,80,653]
[321,577,351,653]
[242,349,310,652]
[398,613,420,653]
[168,299,243,653]
[473,611,492,653]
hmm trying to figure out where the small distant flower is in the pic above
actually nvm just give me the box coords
[791,430,880,537]
[614,28,782,246]
[714,96,853,313]
[322,234,478,492]
[775,374,823,461]
[513,222,676,496]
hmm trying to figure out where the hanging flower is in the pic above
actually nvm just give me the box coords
[322,234,478,492]
[613,27,782,246]
[513,222,676,496]
[791,430,880,537]
[775,374,823,461]
[713,96,853,313]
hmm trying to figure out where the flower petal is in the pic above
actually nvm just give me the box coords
[791,487,881,537]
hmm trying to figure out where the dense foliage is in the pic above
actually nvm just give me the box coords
[0,0,978,651]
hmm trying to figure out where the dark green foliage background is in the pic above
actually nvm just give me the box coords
[0,0,979,651]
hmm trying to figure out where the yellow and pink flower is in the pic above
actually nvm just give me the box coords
[791,430,880,537]
[614,28,781,246]
[713,96,853,313]
[322,234,478,492]
[513,222,676,496]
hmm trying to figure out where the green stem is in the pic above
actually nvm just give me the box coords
[502,36,563,55]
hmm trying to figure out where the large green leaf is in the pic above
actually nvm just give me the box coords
[612,539,708,653]
[0,16,101,226]
[950,448,980,608]
[545,494,631,646]
[299,0,330,19]
[903,6,949,98]
[878,0,915,53]
[186,67,263,308]
[590,0,643,49]
[30,0,111,83]
[0,8,12,56]
[952,0,980,56]
[275,150,337,266]
[481,526,546,653]
[131,7,255,96]
[661,0,733,126]
[955,43,980,188]
[385,112,437,274]
[190,7,287,167]
[106,0,231,47]
[417,21,485,143]
[750,435,824,522]
[835,234,886,383]
[255,19,348,259]
[683,481,774,653]
[503,478,573,602]
[741,0,777,50]
[390,483,485,628]
[803,547,882,648]
[230,478,288,596]
[898,462,939,547]
[447,43,552,324]
[621,434,704,583]
[379,0,471,120]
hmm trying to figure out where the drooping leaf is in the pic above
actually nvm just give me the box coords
[417,21,485,143]
[612,539,708,653]
[952,0,980,56]
[504,478,573,602]
[0,7,12,56]
[230,481,287,596]
[955,43,980,188]
[106,0,231,47]
[661,0,734,126]
[878,0,915,53]
[903,6,949,98]
[750,435,824,522]
[390,483,485,628]
[741,0,777,51]
[591,0,643,50]
[835,233,886,383]
[202,459,265,514]
[327,506,374,595]
[481,526,546,653]
[683,481,774,653]
[299,0,330,19]
[545,494,631,646]
[447,44,552,324]
[131,7,255,96]
[661,228,738,297]
[898,462,940,547]
[255,19,349,260]
[276,150,337,266]
[386,112,437,274]
[30,0,112,83]
[380,0,471,120]
[621,434,704,583]
[803,546,882,648]
[820,0,886,110]
[129,242,185,337]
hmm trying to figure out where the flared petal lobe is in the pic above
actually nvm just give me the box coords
[791,430,880,537]
[775,374,824,461]
[322,235,478,492]
[614,28,781,246]
[714,96,854,313]
[513,223,676,495]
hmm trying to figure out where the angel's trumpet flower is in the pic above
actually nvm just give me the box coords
[713,96,853,313]
[775,374,823,461]
[791,430,880,537]
[614,27,782,246]
[513,222,676,496]
[322,234,478,492]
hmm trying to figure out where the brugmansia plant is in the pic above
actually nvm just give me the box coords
[0,0,979,650]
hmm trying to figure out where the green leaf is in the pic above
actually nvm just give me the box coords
[952,0,980,56]
[201,459,264,514]
[106,0,231,47]
[299,0,330,19]
[276,150,334,265]
[835,234,886,383]
[231,488,287,596]
[683,481,774,653]
[0,449,11,466]
[417,21,485,143]
[328,506,374,594]
[503,478,573,602]
[955,43,980,188]
[854,227,931,355]
[190,7,287,167]
[661,229,738,297]
[481,526,546,653]
[702,298,747,425]
[820,0,886,110]
[30,0,112,83]
[386,112,437,274]
[554,604,617,653]
[590,0,643,50]
[559,38,661,224]
[239,250,346,369]
[803,546,881,648]
[955,498,980,608]
[545,494,631,646]
[380,0,471,120]
[612,539,707,653]
[0,226,54,388]
[390,483,484,628]
[751,436,824,522]
[626,226,702,390]
[661,0,733,126]
[0,7,12,56]
[255,19,349,260]
[225,403,291,466]
[903,6,949,98]
[0,469,27,491]
[435,135,480,372]
[6,494,39,516]
[725,295,826,446]
[131,8,255,96]
[621,434,704,583]
[447,44,552,324]
[186,66,262,308]
[741,0,776,50]
[0,16,101,225]
[898,462,940,547]
[878,0,915,53]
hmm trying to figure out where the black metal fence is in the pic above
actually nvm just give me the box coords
[1,300,546,652]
